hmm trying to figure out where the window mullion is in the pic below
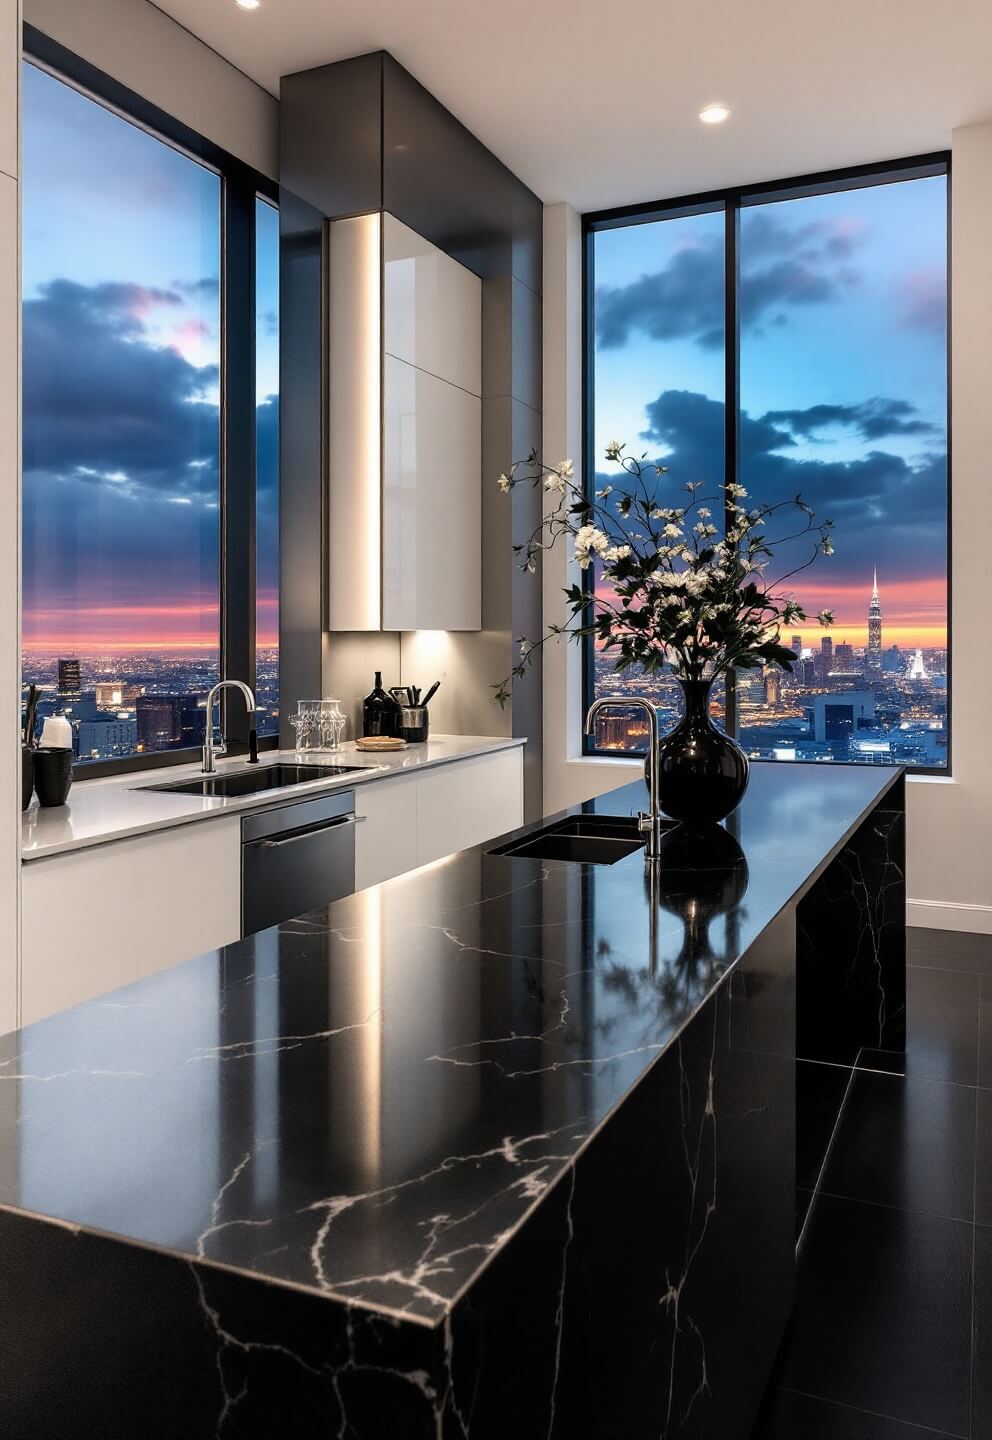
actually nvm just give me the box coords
[221,168,258,745]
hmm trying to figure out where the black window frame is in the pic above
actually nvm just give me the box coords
[22,24,280,778]
[581,152,952,777]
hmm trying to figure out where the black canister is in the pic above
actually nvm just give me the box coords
[21,747,34,811]
[397,706,429,744]
[34,748,73,808]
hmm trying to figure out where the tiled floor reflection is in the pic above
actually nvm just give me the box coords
[753,926,992,1440]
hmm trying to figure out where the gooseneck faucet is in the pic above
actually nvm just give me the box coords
[584,696,663,859]
[202,680,257,774]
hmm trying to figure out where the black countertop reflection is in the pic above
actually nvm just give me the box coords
[0,763,900,1327]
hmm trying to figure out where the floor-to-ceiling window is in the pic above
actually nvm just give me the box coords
[584,159,949,771]
[21,42,278,770]
[255,197,280,739]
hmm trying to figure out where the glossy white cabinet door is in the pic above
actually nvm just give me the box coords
[382,354,481,631]
[416,749,523,866]
[355,770,419,889]
[21,818,242,1025]
[384,213,481,395]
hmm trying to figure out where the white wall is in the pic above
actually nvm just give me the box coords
[542,146,992,929]
[542,202,648,818]
[0,0,19,1035]
[24,0,277,178]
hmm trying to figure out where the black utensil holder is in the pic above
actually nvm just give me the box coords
[34,747,73,807]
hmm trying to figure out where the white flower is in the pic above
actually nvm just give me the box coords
[545,472,566,494]
[597,485,614,499]
[517,636,533,657]
[573,524,610,570]
[818,608,835,625]
[498,472,512,493]
[694,522,718,538]
[603,544,632,564]
[725,482,748,497]
[822,537,835,555]
[697,507,711,518]
[604,439,623,461]
[663,523,681,538]
[559,459,574,479]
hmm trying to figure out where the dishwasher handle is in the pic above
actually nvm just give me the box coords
[257,813,365,849]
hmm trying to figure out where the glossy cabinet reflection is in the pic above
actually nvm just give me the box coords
[325,211,482,633]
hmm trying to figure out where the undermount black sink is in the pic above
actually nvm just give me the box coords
[490,813,648,865]
[137,762,372,799]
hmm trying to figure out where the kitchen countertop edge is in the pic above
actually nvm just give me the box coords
[21,735,527,862]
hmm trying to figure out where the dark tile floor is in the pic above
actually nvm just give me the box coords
[753,926,992,1440]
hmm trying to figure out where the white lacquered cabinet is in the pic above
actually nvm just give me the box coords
[354,770,419,889]
[326,210,482,634]
[21,817,242,1025]
[416,748,523,866]
[355,748,524,892]
[384,214,482,393]
[382,354,481,631]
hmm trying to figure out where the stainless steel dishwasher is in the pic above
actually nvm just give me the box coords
[241,789,362,936]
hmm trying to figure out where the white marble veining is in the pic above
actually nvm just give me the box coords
[21,735,525,862]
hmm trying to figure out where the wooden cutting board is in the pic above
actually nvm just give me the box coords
[355,736,407,752]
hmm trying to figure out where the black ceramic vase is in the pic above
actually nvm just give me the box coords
[647,677,749,825]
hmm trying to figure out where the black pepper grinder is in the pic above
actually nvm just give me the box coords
[362,671,400,737]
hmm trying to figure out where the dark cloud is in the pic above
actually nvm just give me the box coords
[595,243,725,349]
[595,212,866,351]
[23,278,219,497]
[760,397,941,444]
[22,278,278,609]
[624,387,946,587]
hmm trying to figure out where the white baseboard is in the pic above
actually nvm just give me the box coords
[907,899,992,935]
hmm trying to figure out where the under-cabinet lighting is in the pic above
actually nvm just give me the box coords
[699,104,730,125]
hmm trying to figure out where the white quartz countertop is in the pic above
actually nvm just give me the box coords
[21,735,525,862]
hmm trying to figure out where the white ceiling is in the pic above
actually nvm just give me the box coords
[153,0,992,211]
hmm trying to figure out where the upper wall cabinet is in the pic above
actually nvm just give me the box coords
[326,212,482,634]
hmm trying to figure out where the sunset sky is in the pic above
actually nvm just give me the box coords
[592,173,947,650]
[21,61,279,653]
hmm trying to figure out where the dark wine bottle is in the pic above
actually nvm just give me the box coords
[362,671,399,737]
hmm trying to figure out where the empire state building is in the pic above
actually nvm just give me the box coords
[867,567,882,675]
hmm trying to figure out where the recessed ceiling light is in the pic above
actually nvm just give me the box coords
[235,0,261,9]
[699,104,730,125]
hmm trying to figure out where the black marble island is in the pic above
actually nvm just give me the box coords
[0,763,905,1439]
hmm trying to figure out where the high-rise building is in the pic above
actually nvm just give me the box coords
[906,648,929,682]
[816,636,833,685]
[135,695,183,751]
[867,568,882,675]
[57,657,81,695]
[791,634,802,656]
[95,681,141,709]
[764,669,782,705]
[834,642,855,670]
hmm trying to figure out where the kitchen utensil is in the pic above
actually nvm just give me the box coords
[23,684,38,748]
[397,706,429,744]
[411,687,421,705]
[355,736,407,752]
[34,747,73,808]
[421,680,441,708]
[389,686,412,707]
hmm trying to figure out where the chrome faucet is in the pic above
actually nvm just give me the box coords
[202,680,257,774]
[584,696,664,860]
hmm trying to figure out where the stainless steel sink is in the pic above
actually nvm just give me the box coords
[137,762,373,799]
[490,813,648,865]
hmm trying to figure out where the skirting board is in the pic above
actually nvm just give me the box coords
[907,899,992,935]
